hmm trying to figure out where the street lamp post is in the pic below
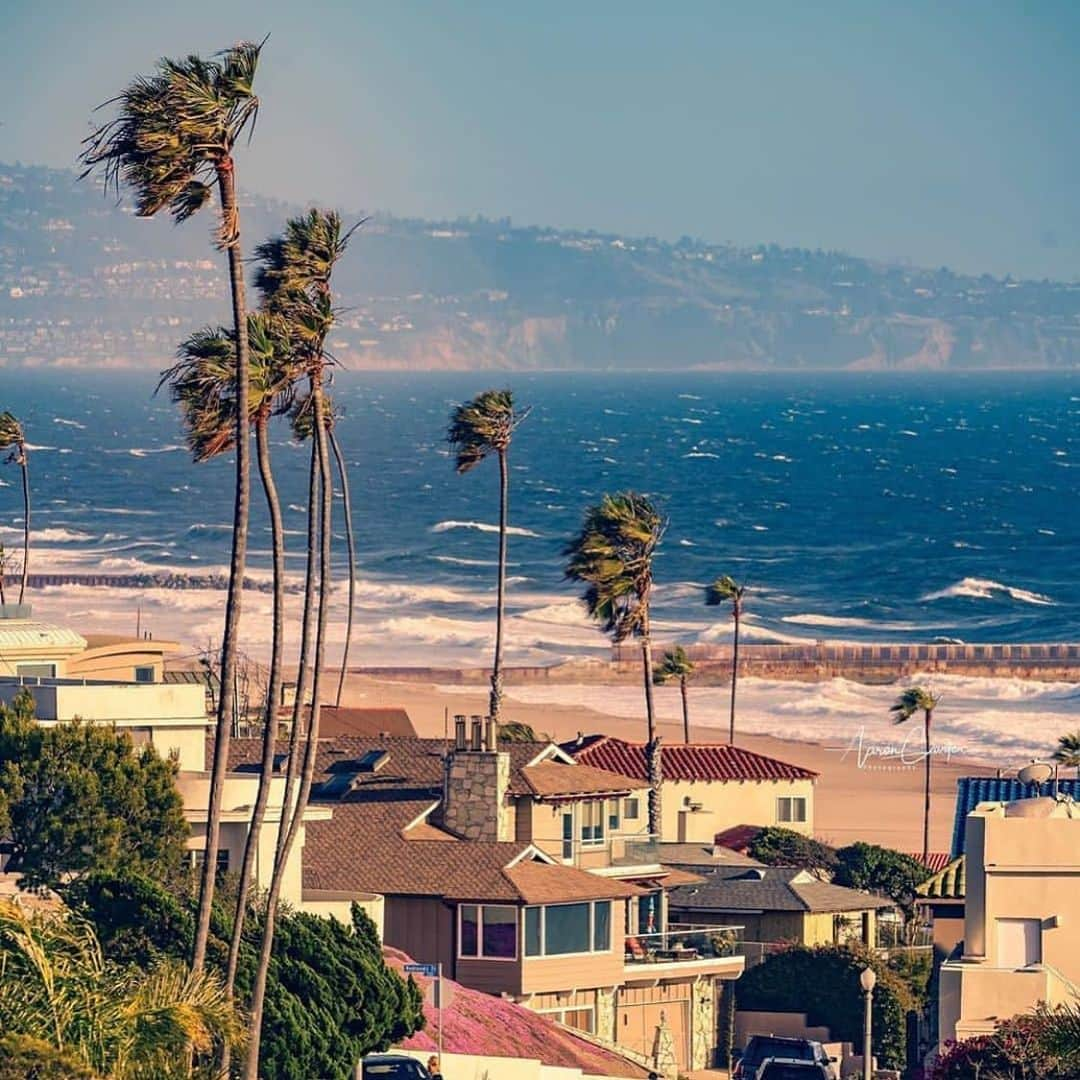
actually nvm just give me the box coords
[860,967,877,1080]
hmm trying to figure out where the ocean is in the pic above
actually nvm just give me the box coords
[5,368,1078,762]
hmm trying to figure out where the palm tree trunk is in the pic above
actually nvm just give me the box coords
[640,607,661,838]
[224,416,284,998]
[680,676,690,744]
[729,605,740,745]
[490,448,509,723]
[331,428,356,709]
[17,452,29,606]
[192,161,252,974]
[244,374,333,1080]
[922,707,932,864]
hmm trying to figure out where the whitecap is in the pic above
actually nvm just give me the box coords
[921,577,1054,606]
[53,418,86,429]
[431,520,540,538]
[683,452,719,459]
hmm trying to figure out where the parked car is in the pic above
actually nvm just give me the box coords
[757,1059,831,1080]
[360,1054,432,1080]
[732,1036,834,1080]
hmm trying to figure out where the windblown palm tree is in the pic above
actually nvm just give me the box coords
[705,574,747,745]
[1053,731,1080,780]
[244,210,353,1080]
[447,390,530,725]
[891,686,940,865]
[0,898,240,1079]
[654,645,695,743]
[327,403,358,709]
[161,311,297,1007]
[0,412,29,606]
[80,39,265,974]
[565,492,666,833]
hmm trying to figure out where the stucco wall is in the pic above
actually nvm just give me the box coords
[660,778,815,843]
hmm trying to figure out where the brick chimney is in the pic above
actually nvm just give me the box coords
[441,714,511,842]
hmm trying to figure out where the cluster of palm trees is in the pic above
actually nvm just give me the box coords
[79,40,363,1078]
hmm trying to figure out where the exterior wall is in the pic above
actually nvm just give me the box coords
[0,681,209,771]
[393,1048,637,1080]
[66,645,171,683]
[443,749,511,842]
[384,896,456,973]
[939,803,1080,1046]
[302,892,384,937]
[660,777,815,843]
[669,906,874,947]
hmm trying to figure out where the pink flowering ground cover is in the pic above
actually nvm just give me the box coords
[385,948,647,1078]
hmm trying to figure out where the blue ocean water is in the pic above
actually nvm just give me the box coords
[3,370,1077,658]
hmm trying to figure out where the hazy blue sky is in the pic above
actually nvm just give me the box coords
[4,1,1078,279]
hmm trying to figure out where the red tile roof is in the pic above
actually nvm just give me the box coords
[905,851,954,873]
[564,735,818,783]
[713,825,766,855]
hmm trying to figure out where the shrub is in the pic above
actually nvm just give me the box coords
[735,945,908,1069]
[0,1036,98,1079]
[747,827,838,874]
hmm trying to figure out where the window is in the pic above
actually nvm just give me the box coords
[524,906,542,957]
[524,901,613,957]
[581,802,605,845]
[777,796,807,824]
[134,665,155,684]
[190,849,229,877]
[458,904,518,960]
[623,797,640,821]
[608,798,620,833]
[16,662,56,679]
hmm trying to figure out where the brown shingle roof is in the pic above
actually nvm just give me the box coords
[520,760,646,799]
[318,706,417,738]
[564,735,818,783]
[303,799,644,904]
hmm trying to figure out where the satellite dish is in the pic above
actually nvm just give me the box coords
[1018,761,1053,786]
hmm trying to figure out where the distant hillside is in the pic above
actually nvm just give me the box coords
[3,162,1079,370]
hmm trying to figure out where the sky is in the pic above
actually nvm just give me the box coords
[3,0,1079,280]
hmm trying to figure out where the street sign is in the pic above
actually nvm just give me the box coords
[404,963,439,977]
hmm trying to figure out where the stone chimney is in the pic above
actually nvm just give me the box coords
[441,713,511,842]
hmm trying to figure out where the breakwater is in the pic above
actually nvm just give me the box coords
[5,573,302,594]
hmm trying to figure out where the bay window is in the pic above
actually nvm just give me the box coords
[523,900,612,957]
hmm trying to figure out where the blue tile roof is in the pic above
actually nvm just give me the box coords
[950,777,1080,857]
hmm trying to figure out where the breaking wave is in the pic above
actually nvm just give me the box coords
[431,520,541,538]
[922,577,1055,606]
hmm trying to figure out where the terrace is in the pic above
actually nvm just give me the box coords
[623,923,745,980]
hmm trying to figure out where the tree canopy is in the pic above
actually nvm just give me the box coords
[834,842,931,915]
[746,827,839,875]
[0,692,188,891]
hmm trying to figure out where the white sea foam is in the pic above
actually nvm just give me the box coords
[433,555,503,568]
[52,417,86,429]
[782,613,920,631]
[922,577,1055,606]
[0,526,94,543]
[683,452,719,459]
[431,520,541,538]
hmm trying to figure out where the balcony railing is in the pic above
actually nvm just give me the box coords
[566,831,660,868]
[625,924,744,966]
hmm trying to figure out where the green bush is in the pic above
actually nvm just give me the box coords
[747,827,838,874]
[0,1035,99,1079]
[735,945,908,1069]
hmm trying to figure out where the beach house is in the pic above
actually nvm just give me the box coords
[228,718,747,1072]
[562,734,818,842]
[938,795,1080,1046]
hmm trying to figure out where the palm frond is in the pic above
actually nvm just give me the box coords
[890,685,939,723]
[446,390,530,474]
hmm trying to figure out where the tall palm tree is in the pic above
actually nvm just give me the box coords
[565,492,666,834]
[244,210,352,1080]
[705,574,747,745]
[654,645,696,743]
[891,686,940,865]
[447,390,530,725]
[0,411,29,606]
[0,898,240,1079]
[80,40,265,975]
[160,312,297,1007]
[1053,731,1080,780]
[327,404,358,708]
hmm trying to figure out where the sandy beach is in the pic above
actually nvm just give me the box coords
[336,671,999,854]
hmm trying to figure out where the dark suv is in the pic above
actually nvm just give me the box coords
[732,1036,833,1080]
[758,1059,831,1080]
[361,1055,432,1080]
